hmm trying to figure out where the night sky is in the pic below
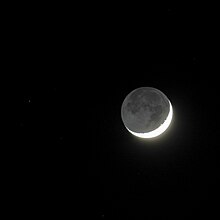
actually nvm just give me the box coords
[12,4,219,219]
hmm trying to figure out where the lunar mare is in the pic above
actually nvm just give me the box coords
[121,87,173,138]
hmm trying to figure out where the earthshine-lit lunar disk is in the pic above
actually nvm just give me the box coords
[121,87,173,138]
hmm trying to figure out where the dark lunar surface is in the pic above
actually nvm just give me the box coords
[121,87,170,133]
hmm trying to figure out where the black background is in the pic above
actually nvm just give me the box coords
[10,3,219,219]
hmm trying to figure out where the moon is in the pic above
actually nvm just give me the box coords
[121,87,173,138]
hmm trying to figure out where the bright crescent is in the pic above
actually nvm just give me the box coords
[126,100,173,138]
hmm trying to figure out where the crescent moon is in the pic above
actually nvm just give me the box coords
[125,100,173,139]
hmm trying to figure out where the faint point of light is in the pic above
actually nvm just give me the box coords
[126,101,173,138]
